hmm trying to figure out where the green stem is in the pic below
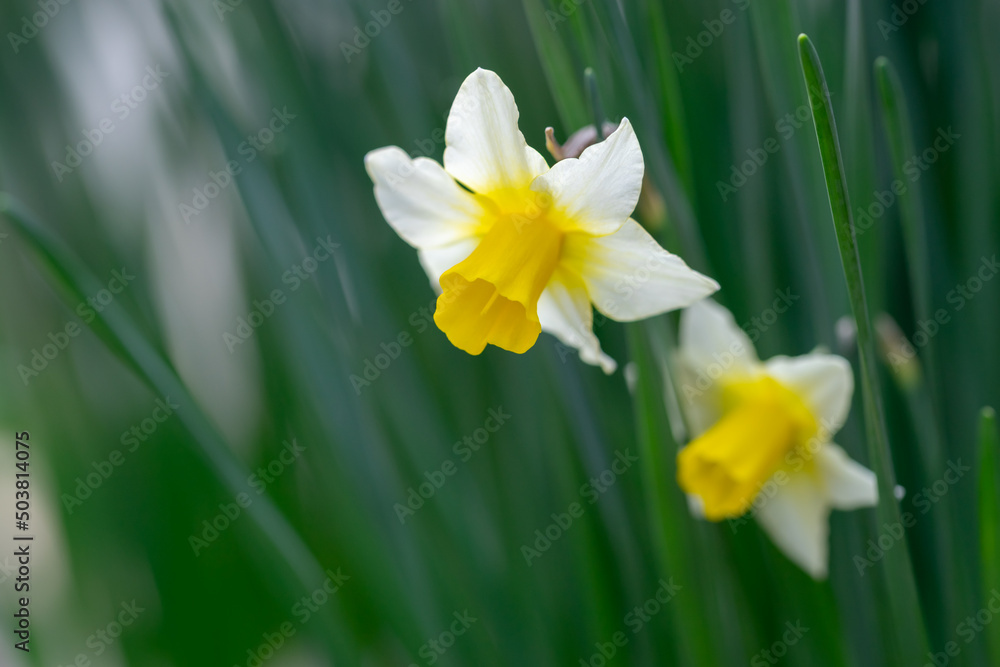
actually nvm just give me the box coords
[796,34,929,665]
[978,407,1000,663]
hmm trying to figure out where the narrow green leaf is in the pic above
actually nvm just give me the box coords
[873,57,938,389]
[437,0,481,74]
[583,67,606,131]
[979,407,1000,663]
[643,0,695,195]
[627,322,721,667]
[874,55,971,642]
[521,0,590,131]
[747,0,838,342]
[796,34,929,665]
[585,0,707,270]
[844,0,884,313]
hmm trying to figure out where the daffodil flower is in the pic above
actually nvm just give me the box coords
[364,68,718,373]
[675,299,878,578]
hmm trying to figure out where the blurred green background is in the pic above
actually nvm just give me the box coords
[0,0,997,665]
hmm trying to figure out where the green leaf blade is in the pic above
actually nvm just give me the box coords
[796,33,929,666]
[979,406,1000,662]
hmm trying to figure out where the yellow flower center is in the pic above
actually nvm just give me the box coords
[434,189,565,355]
[677,376,817,521]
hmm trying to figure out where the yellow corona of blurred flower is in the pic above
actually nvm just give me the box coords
[364,68,718,373]
[675,299,878,578]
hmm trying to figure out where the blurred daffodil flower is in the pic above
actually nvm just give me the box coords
[675,299,878,578]
[365,68,718,373]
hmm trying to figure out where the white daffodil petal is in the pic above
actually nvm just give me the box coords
[443,68,548,193]
[679,299,759,374]
[365,146,485,248]
[563,219,719,323]
[674,366,723,438]
[754,471,831,579]
[530,119,644,236]
[537,269,617,374]
[417,238,480,293]
[674,300,759,437]
[817,444,879,510]
[765,354,854,435]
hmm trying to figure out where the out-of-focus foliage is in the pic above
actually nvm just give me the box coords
[0,0,996,665]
